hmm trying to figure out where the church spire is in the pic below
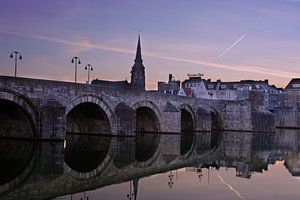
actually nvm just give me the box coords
[135,35,143,63]
[130,35,145,91]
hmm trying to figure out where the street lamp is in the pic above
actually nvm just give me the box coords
[71,57,81,83]
[84,64,93,84]
[10,51,22,77]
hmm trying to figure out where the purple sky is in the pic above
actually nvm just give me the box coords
[1,0,300,89]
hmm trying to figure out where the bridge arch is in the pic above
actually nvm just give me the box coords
[64,134,114,179]
[196,105,223,148]
[132,101,161,166]
[0,89,38,138]
[66,95,113,135]
[178,104,195,131]
[0,140,36,195]
[132,101,161,132]
[196,107,211,131]
[177,104,196,156]
[210,110,223,148]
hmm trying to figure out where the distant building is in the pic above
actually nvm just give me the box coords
[181,76,282,110]
[92,35,146,91]
[283,78,300,107]
[157,74,180,95]
[177,87,193,97]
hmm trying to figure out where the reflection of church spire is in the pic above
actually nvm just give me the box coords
[133,178,139,200]
[130,35,145,91]
[127,178,139,200]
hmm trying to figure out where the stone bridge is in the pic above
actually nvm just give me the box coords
[0,75,270,140]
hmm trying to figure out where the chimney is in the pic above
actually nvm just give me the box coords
[169,74,172,82]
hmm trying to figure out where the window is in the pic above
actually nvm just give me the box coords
[292,84,300,88]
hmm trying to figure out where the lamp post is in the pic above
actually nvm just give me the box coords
[10,51,22,77]
[84,64,93,84]
[71,57,81,83]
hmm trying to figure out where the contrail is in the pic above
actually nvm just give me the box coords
[0,30,298,79]
[217,175,245,200]
[0,30,134,55]
[218,34,246,58]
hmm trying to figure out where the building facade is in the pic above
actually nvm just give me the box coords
[181,77,282,110]
[157,74,180,95]
[283,78,300,108]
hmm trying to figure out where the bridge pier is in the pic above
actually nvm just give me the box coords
[161,111,181,133]
[40,100,66,140]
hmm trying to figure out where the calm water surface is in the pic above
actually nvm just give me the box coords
[57,162,300,200]
[1,129,300,200]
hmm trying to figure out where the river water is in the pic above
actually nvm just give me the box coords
[1,129,300,200]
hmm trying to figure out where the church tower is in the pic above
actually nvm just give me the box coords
[130,35,145,90]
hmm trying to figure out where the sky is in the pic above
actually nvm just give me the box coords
[0,0,300,89]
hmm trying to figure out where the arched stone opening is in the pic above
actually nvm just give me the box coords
[135,106,160,162]
[181,109,194,131]
[66,102,111,135]
[180,109,195,155]
[211,111,222,148]
[0,99,35,138]
[136,107,159,132]
[64,134,111,173]
[0,139,34,187]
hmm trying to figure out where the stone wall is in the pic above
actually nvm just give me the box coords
[252,111,274,132]
[218,100,252,131]
[275,107,300,129]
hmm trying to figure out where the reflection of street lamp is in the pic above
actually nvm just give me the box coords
[127,180,134,200]
[79,192,89,200]
[207,167,210,183]
[71,57,81,83]
[10,51,22,77]
[168,171,174,189]
[197,168,203,182]
[84,64,93,84]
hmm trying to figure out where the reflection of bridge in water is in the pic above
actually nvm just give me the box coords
[1,128,300,200]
